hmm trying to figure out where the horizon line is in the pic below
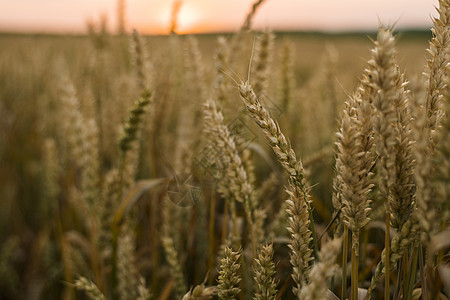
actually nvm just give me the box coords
[0,26,432,37]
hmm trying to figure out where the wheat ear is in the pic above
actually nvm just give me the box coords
[253,243,278,300]
[119,89,152,153]
[203,98,256,256]
[278,42,295,112]
[117,226,141,300]
[239,81,315,295]
[136,277,152,300]
[214,36,231,106]
[432,71,450,236]
[424,0,450,133]
[217,246,242,300]
[299,237,342,300]
[241,0,267,32]
[74,276,106,300]
[361,28,400,300]
[162,198,187,298]
[131,29,150,91]
[388,69,415,230]
[413,0,450,243]
[161,235,187,298]
[251,30,274,95]
[334,93,374,299]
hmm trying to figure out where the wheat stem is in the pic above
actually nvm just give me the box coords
[342,226,348,300]
[385,208,391,300]
[351,237,359,300]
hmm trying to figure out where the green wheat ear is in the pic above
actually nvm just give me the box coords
[119,89,152,153]
[217,246,242,300]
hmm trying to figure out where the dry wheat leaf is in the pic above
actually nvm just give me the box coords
[113,178,168,225]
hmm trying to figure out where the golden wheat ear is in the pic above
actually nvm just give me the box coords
[238,81,315,296]
[299,237,342,300]
[217,246,242,299]
[74,277,106,300]
[253,243,278,300]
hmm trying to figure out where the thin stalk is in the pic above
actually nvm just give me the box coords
[419,244,428,300]
[385,210,390,300]
[111,154,126,300]
[431,264,443,300]
[405,246,419,300]
[402,251,408,298]
[243,197,257,260]
[150,191,160,293]
[59,209,75,300]
[361,228,369,274]
[208,183,216,284]
[276,276,292,300]
[89,217,103,292]
[393,257,403,300]
[229,198,239,242]
[318,208,341,241]
[342,226,349,300]
[307,202,319,259]
[351,232,359,300]
[221,198,229,243]
[438,222,445,264]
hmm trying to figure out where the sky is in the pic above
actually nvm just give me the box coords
[0,0,439,35]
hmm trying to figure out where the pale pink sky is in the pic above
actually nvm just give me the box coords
[0,0,438,34]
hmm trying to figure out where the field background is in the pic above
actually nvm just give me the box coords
[0,29,439,300]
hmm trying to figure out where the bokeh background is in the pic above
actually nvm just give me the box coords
[0,1,444,300]
[0,0,437,34]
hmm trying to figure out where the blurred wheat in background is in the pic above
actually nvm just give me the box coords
[0,0,449,299]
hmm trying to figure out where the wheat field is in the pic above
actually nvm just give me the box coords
[0,1,449,300]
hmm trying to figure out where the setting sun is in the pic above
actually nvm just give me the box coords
[176,4,201,34]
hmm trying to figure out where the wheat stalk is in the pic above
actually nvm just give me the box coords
[366,217,420,298]
[42,138,60,217]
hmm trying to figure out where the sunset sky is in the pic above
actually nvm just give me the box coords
[0,0,438,34]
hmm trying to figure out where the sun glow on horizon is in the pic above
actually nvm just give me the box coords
[144,2,204,35]
[175,4,202,34]
[0,0,436,35]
